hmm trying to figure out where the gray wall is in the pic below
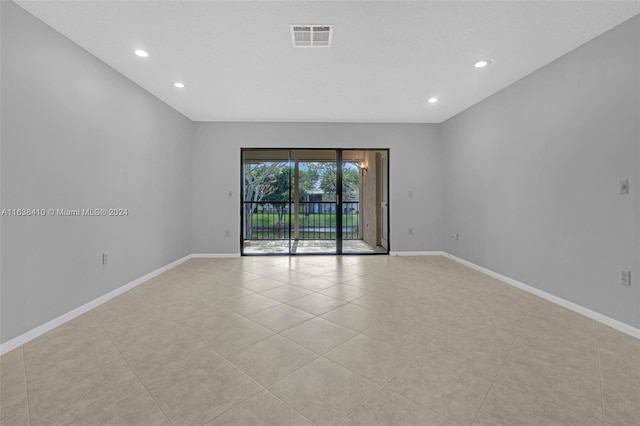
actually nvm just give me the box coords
[0,2,193,343]
[2,0,638,344]
[192,122,443,254]
[441,16,640,328]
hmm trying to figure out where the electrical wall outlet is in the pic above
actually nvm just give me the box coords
[224,230,230,237]
[451,233,460,240]
[102,253,108,265]
[621,271,631,286]
[618,179,629,195]
[408,228,413,235]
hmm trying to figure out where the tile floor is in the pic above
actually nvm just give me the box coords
[1,255,638,425]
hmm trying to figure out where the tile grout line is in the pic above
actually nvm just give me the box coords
[93,321,175,426]
[333,327,464,426]
[334,353,408,426]
[469,324,522,425]
[490,320,609,424]
[208,345,319,426]
[596,347,606,426]
[21,346,33,426]
[335,327,440,426]
[354,328,472,426]
[168,307,318,426]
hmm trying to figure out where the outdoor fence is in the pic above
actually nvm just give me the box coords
[243,201,359,240]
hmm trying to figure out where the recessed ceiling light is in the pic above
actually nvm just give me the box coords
[428,97,438,104]
[173,82,185,88]
[474,59,493,68]
[134,49,149,58]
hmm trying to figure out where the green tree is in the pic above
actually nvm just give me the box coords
[264,165,292,235]
[243,161,282,239]
[313,162,359,201]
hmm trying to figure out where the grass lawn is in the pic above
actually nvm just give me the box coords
[249,213,358,228]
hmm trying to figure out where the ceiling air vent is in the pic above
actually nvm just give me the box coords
[290,25,333,47]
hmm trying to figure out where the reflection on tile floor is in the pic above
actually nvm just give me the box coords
[243,239,387,254]
[1,255,639,425]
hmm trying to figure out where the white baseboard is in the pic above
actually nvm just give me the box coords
[191,253,241,258]
[390,251,446,256]
[0,254,192,355]
[3,250,637,355]
[444,253,640,340]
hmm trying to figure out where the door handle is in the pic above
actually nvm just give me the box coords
[336,195,340,206]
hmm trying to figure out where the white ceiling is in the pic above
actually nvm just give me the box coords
[15,0,640,123]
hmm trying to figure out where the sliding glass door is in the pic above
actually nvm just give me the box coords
[241,148,389,255]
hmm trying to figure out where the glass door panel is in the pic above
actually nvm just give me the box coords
[242,150,292,255]
[291,149,337,254]
[342,150,389,254]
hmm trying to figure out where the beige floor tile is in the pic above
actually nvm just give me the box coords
[239,263,285,274]
[102,315,183,349]
[269,357,378,426]
[595,323,640,370]
[175,306,243,338]
[495,351,603,420]
[27,357,149,426]
[363,318,439,355]
[217,270,264,283]
[247,304,314,332]
[0,391,29,426]
[345,276,395,291]
[297,266,336,276]
[0,348,27,399]
[317,271,359,283]
[259,284,312,302]
[281,317,357,354]
[73,390,170,426]
[268,271,312,284]
[204,317,275,356]
[385,354,492,425]
[156,300,216,321]
[8,255,639,425]
[321,303,382,332]
[249,266,288,277]
[206,390,313,425]
[292,276,337,291]
[227,335,317,386]
[350,293,402,314]
[24,325,123,383]
[599,349,640,392]
[342,388,462,426]
[226,293,282,316]
[510,329,600,376]
[0,347,24,366]
[473,383,602,426]
[120,332,220,388]
[517,307,596,338]
[325,334,410,384]
[23,319,107,355]
[319,284,369,302]
[602,381,640,426]
[237,276,286,292]
[423,326,516,381]
[148,356,261,426]
[192,284,254,304]
[287,293,346,316]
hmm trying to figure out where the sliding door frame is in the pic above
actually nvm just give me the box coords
[240,148,390,256]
